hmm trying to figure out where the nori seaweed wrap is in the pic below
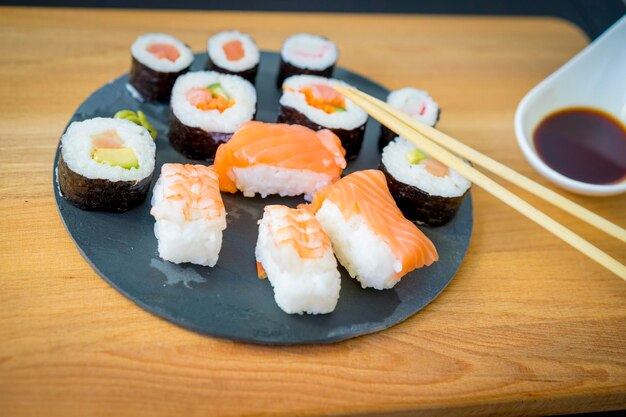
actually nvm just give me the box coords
[58,153,153,212]
[276,33,338,88]
[206,31,260,85]
[169,108,233,160]
[169,71,257,161]
[128,33,194,103]
[380,162,467,226]
[378,88,441,151]
[57,118,156,212]
[207,60,259,85]
[278,75,368,160]
[277,105,365,160]
[380,138,471,227]
[276,61,334,89]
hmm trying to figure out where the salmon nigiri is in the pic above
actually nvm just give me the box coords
[301,169,439,290]
[213,121,346,199]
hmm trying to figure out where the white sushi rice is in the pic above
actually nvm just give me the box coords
[60,117,155,181]
[171,71,257,133]
[316,200,402,290]
[387,88,440,127]
[255,206,341,314]
[131,33,194,73]
[150,165,227,267]
[280,75,367,130]
[232,165,334,200]
[281,33,338,70]
[382,137,471,197]
[208,30,259,72]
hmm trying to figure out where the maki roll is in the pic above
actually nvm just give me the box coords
[128,33,194,103]
[169,71,257,160]
[150,164,226,266]
[278,75,368,160]
[214,121,346,199]
[207,30,260,84]
[302,170,438,290]
[276,33,338,87]
[379,88,440,151]
[380,137,471,226]
[255,205,341,315]
[57,118,156,212]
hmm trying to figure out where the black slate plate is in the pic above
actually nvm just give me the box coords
[53,51,473,345]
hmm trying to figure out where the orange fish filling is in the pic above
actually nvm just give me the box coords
[423,158,450,177]
[299,84,346,114]
[146,43,180,62]
[187,87,236,112]
[223,39,245,61]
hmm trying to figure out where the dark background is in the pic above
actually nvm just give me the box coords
[5,0,626,39]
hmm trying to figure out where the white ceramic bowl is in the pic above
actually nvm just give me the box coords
[515,15,626,196]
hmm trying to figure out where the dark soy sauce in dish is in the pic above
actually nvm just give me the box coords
[533,107,626,185]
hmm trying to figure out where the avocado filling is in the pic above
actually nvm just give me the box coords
[405,148,449,177]
[92,147,139,169]
[405,149,427,164]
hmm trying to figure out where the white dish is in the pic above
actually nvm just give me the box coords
[515,15,626,196]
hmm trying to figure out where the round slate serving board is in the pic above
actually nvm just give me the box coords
[53,51,473,345]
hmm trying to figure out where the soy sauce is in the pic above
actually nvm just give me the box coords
[533,107,626,185]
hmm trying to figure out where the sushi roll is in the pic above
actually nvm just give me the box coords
[276,33,338,87]
[57,118,156,212]
[380,137,471,226]
[214,121,346,199]
[379,88,441,151]
[150,164,226,266]
[256,205,341,315]
[169,71,257,160]
[128,33,194,103]
[278,75,368,160]
[302,169,438,290]
[207,30,260,84]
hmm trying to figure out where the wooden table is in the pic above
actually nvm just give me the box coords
[1,7,625,417]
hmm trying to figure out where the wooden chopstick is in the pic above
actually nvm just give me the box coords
[346,87,626,244]
[334,85,626,280]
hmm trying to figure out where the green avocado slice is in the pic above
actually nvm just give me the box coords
[207,83,230,99]
[405,149,427,164]
[92,147,139,169]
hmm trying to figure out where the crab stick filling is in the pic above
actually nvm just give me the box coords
[187,83,236,112]
[299,84,346,114]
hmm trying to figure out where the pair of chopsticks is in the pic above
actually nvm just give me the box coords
[333,85,626,280]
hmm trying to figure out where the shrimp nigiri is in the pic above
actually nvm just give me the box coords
[150,163,226,266]
[255,205,341,314]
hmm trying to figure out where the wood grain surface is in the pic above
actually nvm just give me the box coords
[0,7,625,417]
